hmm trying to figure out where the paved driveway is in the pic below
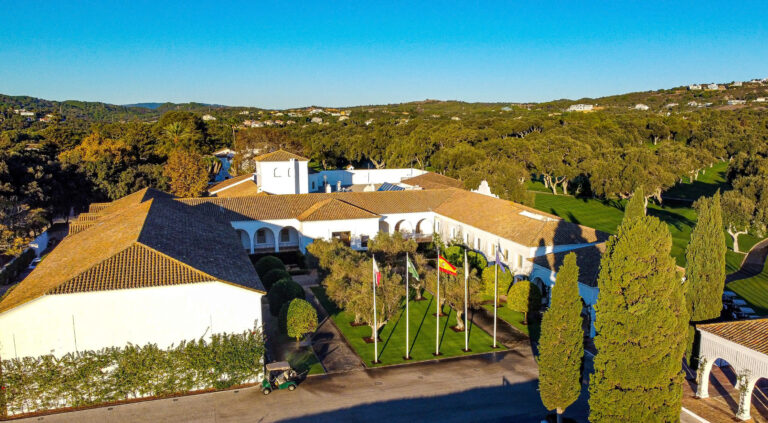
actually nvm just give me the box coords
[14,348,573,423]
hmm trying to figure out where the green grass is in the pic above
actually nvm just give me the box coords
[532,193,697,265]
[727,266,768,316]
[480,299,541,342]
[726,251,746,274]
[285,347,324,375]
[311,286,502,367]
[532,192,759,268]
[663,161,730,201]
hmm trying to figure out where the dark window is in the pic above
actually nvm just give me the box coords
[280,228,291,243]
[256,229,267,244]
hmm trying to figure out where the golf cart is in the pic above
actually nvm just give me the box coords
[261,361,298,395]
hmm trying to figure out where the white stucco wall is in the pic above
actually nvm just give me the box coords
[257,159,309,194]
[0,282,264,360]
[308,168,426,192]
[434,214,532,274]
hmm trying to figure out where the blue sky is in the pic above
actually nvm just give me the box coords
[1,1,767,109]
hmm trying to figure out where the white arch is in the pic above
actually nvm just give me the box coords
[254,227,276,252]
[394,219,414,234]
[278,226,299,249]
[236,229,252,253]
[415,218,433,235]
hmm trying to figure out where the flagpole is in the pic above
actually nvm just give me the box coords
[373,257,378,364]
[435,246,440,356]
[494,243,498,349]
[405,252,410,360]
[464,249,469,352]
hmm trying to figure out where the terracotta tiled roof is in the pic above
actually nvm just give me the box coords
[214,181,264,198]
[433,190,610,247]
[401,172,464,190]
[208,173,256,193]
[0,190,264,314]
[179,189,452,222]
[297,199,380,222]
[181,188,608,247]
[254,149,308,162]
[529,243,607,287]
[50,244,214,294]
[698,318,768,355]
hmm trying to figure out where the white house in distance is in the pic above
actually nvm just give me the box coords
[0,149,610,363]
[566,104,594,112]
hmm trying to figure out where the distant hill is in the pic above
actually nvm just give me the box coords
[2,76,766,122]
[123,102,163,109]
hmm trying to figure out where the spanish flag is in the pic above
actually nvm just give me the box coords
[438,255,458,275]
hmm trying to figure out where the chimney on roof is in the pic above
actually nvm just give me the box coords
[336,181,341,191]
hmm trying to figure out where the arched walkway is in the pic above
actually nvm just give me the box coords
[278,226,300,251]
[253,228,276,253]
[415,218,433,235]
[394,219,414,234]
[236,229,252,253]
[696,320,768,421]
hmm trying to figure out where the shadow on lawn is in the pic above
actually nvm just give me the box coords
[647,206,695,233]
[408,296,433,357]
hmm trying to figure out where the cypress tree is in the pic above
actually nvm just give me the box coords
[538,252,584,423]
[589,216,688,422]
[685,191,726,322]
[622,187,646,224]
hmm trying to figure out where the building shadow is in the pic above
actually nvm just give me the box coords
[275,379,588,423]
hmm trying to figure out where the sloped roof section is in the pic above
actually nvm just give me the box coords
[433,190,610,247]
[698,318,768,356]
[179,189,454,221]
[208,173,256,193]
[0,193,264,314]
[529,243,607,287]
[297,199,380,222]
[50,244,214,294]
[400,172,464,190]
[254,149,309,162]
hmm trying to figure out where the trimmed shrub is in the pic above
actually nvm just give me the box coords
[506,280,541,324]
[268,279,304,316]
[0,328,265,417]
[254,255,285,278]
[285,299,318,342]
[261,269,291,292]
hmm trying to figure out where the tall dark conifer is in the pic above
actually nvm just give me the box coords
[538,252,584,423]
[686,191,726,321]
[589,216,688,422]
[622,187,646,224]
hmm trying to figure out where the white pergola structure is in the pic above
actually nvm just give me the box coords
[696,318,768,421]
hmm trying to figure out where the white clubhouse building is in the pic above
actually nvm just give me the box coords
[0,150,608,362]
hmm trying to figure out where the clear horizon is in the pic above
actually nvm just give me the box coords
[2,1,767,109]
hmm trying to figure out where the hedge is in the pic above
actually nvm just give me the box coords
[268,279,304,316]
[0,249,36,286]
[0,328,265,417]
[254,256,285,278]
[261,269,291,292]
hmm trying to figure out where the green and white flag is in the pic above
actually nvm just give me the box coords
[406,255,420,280]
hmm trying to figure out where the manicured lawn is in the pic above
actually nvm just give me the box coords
[663,161,730,201]
[480,299,541,343]
[532,192,759,268]
[532,193,696,265]
[311,286,502,367]
[285,347,324,375]
[728,268,768,316]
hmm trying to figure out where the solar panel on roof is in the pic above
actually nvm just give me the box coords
[378,182,405,191]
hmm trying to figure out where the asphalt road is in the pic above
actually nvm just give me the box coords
[14,348,579,423]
